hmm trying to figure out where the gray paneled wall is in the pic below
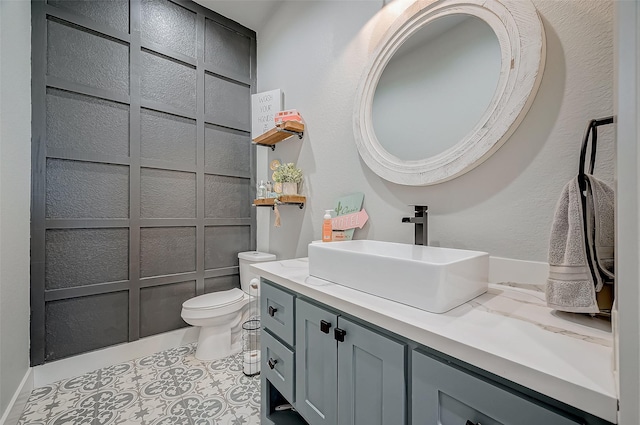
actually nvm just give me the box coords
[31,0,256,365]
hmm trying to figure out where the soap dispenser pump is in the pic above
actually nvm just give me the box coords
[322,210,333,242]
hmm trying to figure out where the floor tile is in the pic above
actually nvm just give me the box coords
[214,405,260,425]
[148,399,192,425]
[19,344,261,425]
[19,387,84,424]
[112,396,170,425]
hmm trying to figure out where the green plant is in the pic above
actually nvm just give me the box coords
[272,162,303,183]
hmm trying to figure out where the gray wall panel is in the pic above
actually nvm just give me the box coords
[204,225,251,270]
[141,168,196,218]
[141,0,196,58]
[46,159,129,219]
[45,291,129,361]
[47,0,130,34]
[140,280,195,337]
[140,227,196,277]
[205,18,251,78]
[141,51,196,114]
[141,108,196,165]
[204,124,250,175]
[46,88,129,157]
[45,228,129,290]
[204,275,240,293]
[204,174,251,218]
[32,0,256,365]
[47,18,129,95]
[204,73,250,130]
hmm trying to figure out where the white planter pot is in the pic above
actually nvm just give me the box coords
[282,182,298,195]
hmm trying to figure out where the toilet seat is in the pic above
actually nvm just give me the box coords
[182,288,245,311]
[181,250,274,361]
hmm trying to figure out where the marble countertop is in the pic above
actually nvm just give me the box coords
[251,258,617,423]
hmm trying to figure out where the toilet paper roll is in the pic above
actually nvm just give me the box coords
[243,349,261,375]
[249,277,260,298]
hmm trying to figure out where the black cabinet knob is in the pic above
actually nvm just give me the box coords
[268,358,277,369]
[465,421,480,425]
[320,320,331,334]
[334,328,346,342]
[268,306,278,317]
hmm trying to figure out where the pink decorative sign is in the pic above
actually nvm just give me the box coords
[331,209,369,231]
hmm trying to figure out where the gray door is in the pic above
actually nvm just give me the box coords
[337,316,407,425]
[295,299,338,425]
[30,0,256,364]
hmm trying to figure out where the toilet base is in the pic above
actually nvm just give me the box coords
[195,325,235,361]
[192,311,246,361]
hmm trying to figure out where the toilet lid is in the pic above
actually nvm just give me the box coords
[182,288,245,310]
[238,251,276,262]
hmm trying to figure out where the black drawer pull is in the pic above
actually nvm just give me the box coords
[320,320,331,334]
[334,328,346,342]
[268,358,278,369]
[465,421,481,425]
[268,306,278,317]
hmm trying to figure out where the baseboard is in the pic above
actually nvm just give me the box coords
[0,368,33,425]
[33,327,199,388]
[489,256,548,287]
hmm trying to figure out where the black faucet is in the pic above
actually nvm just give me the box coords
[402,205,428,246]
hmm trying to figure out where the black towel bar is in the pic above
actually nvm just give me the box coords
[577,116,615,291]
[578,116,614,190]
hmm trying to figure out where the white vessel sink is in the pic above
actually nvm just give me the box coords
[308,240,489,313]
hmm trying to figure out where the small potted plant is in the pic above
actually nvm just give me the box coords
[272,162,303,195]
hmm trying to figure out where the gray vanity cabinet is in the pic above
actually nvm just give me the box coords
[261,279,611,425]
[296,298,406,425]
[412,349,582,425]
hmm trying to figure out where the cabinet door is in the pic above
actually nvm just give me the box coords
[412,349,582,425]
[337,316,407,425]
[295,299,338,425]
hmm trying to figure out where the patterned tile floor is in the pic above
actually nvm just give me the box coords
[18,344,260,425]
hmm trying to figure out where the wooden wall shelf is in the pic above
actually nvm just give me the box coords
[253,195,306,209]
[253,121,304,150]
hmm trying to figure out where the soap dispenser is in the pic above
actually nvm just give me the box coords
[322,210,333,242]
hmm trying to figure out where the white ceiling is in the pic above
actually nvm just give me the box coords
[193,0,282,32]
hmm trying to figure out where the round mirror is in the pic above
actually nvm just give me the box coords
[372,14,501,161]
[354,0,545,186]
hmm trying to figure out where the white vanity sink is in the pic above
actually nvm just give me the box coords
[308,240,489,313]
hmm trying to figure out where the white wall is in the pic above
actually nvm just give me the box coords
[0,0,32,419]
[256,0,614,263]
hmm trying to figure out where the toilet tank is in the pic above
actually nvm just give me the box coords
[238,251,276,292]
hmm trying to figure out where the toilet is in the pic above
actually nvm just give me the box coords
[181,251,276,361]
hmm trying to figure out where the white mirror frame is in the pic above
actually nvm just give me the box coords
[354,0,546,186]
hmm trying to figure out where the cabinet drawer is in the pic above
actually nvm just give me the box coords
[412,350,582,425]
[262,329,295,403]
[261,280,295,346]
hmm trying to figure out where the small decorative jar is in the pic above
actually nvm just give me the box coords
[282,182,298,195]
